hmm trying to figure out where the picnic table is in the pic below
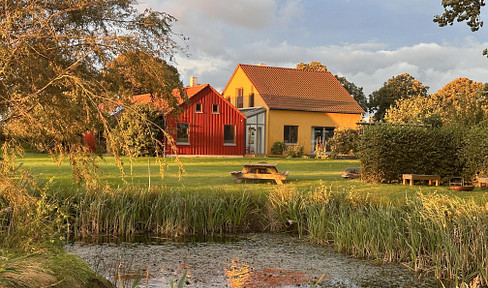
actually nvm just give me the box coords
[402,174,440,186]
[231,163,289,185]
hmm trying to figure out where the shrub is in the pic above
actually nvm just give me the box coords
[270,142,287,155]
[111,103,165,157]
[328,128,359,155]
[286,145,304,158]
[358,125,464,183]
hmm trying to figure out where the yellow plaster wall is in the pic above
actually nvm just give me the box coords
[221,67,268,109]
[267,110,362,154]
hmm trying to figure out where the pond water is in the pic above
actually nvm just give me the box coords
[66,233,441,288]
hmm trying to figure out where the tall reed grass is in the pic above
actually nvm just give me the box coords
[3,178,488,287]
[270,184,488,287]
[70,186,263,238]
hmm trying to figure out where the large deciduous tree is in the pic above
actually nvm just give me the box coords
[368,73,429,121]
[434,0,488,55]
[0,0,184,155]
[335,76,368,112]
[385,78,488,127]
[296,61,327,72]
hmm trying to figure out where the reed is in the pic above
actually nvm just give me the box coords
[275,186,488,287]
[69,185,263,239]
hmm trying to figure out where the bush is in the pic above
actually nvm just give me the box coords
[111,103,165,157]
[328,128,359,155]
[358,125,464,183]
[286,145,304,158]
[270,142,287,155]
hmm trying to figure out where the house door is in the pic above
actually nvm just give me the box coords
[311,127,335,154]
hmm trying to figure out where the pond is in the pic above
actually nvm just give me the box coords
[66,233,441,288]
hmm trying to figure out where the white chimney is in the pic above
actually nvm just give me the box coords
[190,76,198,87]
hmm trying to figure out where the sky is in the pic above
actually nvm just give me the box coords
[138,0,488,96]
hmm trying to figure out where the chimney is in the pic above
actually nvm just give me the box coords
[257,63,266,66]
[190,76,198,87]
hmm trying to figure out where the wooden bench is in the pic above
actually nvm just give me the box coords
[402,174,440,186]
[231,163,289,185]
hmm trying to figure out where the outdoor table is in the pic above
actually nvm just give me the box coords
[231,163,289,185]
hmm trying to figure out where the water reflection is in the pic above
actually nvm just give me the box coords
[226,260,309,288]
[66,233,441,288]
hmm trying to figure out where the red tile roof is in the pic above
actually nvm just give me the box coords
[237,64,364,114]
[131,84,208,111]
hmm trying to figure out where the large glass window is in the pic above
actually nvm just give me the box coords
[177,123,189,143]
[224,125,236,144]
[284,125,298,144]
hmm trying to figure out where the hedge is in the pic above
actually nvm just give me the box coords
[358,125,468,183]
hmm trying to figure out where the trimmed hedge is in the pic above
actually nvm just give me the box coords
[359,125,465,183]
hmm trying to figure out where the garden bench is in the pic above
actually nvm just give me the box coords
[402,174,440,186]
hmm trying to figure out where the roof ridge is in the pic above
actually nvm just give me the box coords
[238,63,332,74]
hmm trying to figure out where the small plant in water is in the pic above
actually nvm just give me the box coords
[169,270,187,288]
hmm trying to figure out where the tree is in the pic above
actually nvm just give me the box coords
[368,73,429,121]
[335,76,368,111]
[385,78,488,127]
[434,0,488,56]
[296,61,327,72]
[1,0,183,145]
[0,1,184,174]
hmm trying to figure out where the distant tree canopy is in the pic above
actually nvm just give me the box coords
[368,73,429,121]
[335,76,368,112]
[0,0,184,156]
[435,0,488,56]
[385,78,488,127]
[296,61,327,72]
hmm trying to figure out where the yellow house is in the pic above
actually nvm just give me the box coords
[222,64,364,155]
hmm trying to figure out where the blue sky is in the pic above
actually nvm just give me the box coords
[139,0,488,95]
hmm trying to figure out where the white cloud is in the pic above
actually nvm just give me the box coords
[174,37,488,96]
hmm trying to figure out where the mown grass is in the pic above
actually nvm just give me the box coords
[19,152,488,203]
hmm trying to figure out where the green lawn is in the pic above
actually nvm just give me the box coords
[19,152,488,202]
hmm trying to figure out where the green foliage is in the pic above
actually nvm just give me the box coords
[328,129,359,155]
[385,78,488,127]
[295,61,327,72]
[368,73,429,121]
[271,142,287,155]
[358,125,464,183]
[286,145,304,158]
[335,76,368,112]
[459,125,488,180]
[111,103,165,157]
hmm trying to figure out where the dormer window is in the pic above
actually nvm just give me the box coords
[213,104,219,114]
[195,103,202,113]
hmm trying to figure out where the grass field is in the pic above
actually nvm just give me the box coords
[19,152,488,203]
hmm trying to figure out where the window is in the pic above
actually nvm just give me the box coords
[284,125,298,144]
[212,104,219,114]
[195,103,202,113]
[224,125,236,144]
[249,93,254,107]
[236,88,243,108]
[177,123,189,144]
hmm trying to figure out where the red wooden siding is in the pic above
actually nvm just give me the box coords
[165,85,246,156]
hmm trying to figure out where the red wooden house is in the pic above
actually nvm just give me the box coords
[134,84,247,156]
